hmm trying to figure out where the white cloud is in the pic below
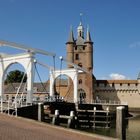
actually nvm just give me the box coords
[129,41,140,48]
[109,73,126,80]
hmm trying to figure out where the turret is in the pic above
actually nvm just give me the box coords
[66,27,75,68]
[85,26,92,43]
[84,27,93,73]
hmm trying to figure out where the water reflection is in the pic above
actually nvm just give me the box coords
[126,114,140,140]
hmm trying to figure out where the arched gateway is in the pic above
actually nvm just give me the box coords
[50,69,82,103]
[0,53,34,103]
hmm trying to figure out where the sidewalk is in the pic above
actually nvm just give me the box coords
[0,114,116,140]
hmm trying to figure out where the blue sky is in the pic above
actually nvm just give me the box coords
[0,0,140,81]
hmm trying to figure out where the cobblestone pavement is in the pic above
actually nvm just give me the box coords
[0,114,115,140]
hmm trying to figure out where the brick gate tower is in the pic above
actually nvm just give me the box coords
[66,21,94,103]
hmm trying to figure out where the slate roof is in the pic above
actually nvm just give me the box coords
[67,27,74,43]
[137,72,140,79]
[76,36,85,46]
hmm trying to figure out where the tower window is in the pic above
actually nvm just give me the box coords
[80,31,82,37]
[75,54,79,60]
[79,79,82,84]
[75,46,77,50]
[83,46,85,50]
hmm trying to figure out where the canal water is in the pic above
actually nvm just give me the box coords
[80,113,140,140]
[126,114,140,140]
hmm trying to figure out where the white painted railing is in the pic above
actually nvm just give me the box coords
[0,95,29,116]
[0,98,17,116]
[44,95,64,102]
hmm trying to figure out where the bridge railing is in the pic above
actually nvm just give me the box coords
[0,98,17,116]
[0,95,29,116]
[44,95,64,102]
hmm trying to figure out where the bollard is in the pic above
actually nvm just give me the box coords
[93,107,96,127]
[116,106,126,140]
[38,103,44,122]
[52,110,60,125]
[67,111,75,128]
[106,107,109,128]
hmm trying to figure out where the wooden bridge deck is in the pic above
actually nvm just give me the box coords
[0,114,116,140]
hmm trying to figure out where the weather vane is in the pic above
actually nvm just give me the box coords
[80,13,83,23]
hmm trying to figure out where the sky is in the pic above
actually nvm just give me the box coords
[0,0,140,81]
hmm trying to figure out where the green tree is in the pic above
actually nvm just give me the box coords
[5,70,27,84]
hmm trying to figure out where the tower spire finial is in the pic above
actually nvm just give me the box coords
[86,25,92,43]
[77,13,84,38]
[80,13,83,25]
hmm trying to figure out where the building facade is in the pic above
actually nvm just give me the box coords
[95,79,140,110]
[4,83,49,102]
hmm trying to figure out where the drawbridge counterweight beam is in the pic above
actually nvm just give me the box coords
[0,40,56,57]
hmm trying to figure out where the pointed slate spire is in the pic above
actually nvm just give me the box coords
[67,26,74,43]
[86,26,92,43]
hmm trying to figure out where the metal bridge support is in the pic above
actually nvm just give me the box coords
[26,55,35,104]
